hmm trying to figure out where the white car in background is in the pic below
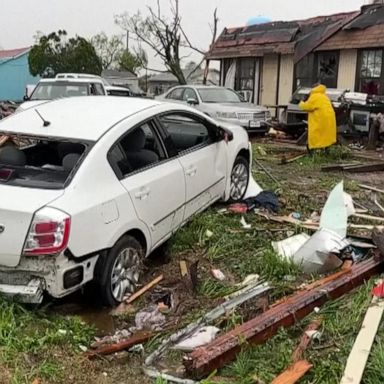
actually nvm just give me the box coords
[0,97,254,306]
[157,85,272,133]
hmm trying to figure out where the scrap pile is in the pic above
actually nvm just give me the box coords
[83,179,384,383]
[0,101,17,119]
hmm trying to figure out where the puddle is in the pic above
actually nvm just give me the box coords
[48,292,116,336]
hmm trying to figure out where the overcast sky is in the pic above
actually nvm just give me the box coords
[0,0,369,70]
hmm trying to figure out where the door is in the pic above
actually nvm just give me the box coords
[158,112,227,220]
[109,121,185,247]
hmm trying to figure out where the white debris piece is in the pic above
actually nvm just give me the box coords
[174,326,220,352]
[272,234,311,260]
[240,216,251,229]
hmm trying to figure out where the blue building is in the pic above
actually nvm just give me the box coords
[0,47,40,101]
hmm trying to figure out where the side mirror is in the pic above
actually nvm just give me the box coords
[187,98,199,106]
[218,126,233,142]
[23,95,29,101]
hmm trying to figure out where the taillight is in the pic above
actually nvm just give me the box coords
[23,207,71,256]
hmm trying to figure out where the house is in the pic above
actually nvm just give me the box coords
[207,3,384,107]
[101,69,144,96]
[0,47,39,101]
[147,68,220,96]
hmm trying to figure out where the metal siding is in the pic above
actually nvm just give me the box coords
[278,54,294,104]
[261,54,279,106]
[337,49,357,90]
[0,54,39,101]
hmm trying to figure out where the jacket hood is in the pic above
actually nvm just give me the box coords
[311,84,327,95]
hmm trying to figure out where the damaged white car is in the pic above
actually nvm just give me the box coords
[0,97,254,306]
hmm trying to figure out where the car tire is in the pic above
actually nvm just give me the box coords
[95,235,143,307]
[229,156,250,203]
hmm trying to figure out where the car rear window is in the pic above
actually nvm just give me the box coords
[0,135,93,189]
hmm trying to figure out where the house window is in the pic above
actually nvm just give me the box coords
[235,58,255,95]
[357,49,383,95]
[295,54,315,89]
[316,51,339,89]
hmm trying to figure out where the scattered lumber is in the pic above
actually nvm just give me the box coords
[280,153,306,165]
[321,163,360,172]
[322,163,384,173]
[184,255,384,379]
[353,213,384,223]
[340,297,384,383]
[125,275,163,305]
[359,184,384,194]
[272,360,313,384]
[85,331,153,358]
[292,318,322,362]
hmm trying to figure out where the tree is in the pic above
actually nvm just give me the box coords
[118,48,148,74]
[29,30,102,77]
[115,0,218,85]
[91,32,124,69]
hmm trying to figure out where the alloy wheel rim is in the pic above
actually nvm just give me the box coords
[111,247,140,302]
[230,163,248,201]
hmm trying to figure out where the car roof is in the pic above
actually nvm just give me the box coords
[0,97,163,141]
[38,78,104,84]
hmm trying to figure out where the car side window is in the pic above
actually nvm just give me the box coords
[183,88,198,102]
[166,88,184,101]
[158,113,212,154]
[91,83,105,95]
[108,121,166,178]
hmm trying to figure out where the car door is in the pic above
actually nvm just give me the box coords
[108,120,185,248]
[157,112,227,220]
[165,87,186,105]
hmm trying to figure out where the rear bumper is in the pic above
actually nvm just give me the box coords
[0,253,99,303]
[0,279,44,303]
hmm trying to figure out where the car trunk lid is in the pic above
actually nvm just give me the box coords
[0,186,64,267]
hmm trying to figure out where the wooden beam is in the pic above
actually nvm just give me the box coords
[272,360,313,384]
[340,298,384,383]
[125,275,163,305]
[359,184,384,194]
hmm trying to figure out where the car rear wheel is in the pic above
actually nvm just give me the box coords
[229,156,249,202]
[95,236,143,306]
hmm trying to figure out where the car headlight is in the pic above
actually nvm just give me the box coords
[216,111,237,119]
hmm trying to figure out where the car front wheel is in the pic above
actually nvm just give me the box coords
[229,156,250,202]
[95,235,143,306]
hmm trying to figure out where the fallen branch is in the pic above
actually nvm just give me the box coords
[85,331,153,358]
[126,275,163,304]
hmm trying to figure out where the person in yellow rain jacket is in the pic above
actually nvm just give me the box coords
[299,84,337,150]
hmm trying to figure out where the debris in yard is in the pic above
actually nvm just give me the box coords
[273,234,310,260]
[86,331,153,359]
[111,303,136,317]
[211,269,226,281]
[236,274,260,288]
[292,318,322,362]
[353,213,384,223]
[134,305,166,331]
[245,191,280,213]
[143,367,198,384]
[359,184,384,194]
[144,281,270,368]
[340,283,384,384]
[322,163,384,173]
[174,326,220,352]
[271,360,313,384]
[184,255,384,379]
[181,260,199,293]
[125,274,164,304]
[244,176,263,200]
[240,216,251,229]
[228,203,248,214]
[253,157,280,185]
[372,280,384,298]
[180,261,188,277]
[280,153,306,165]
[373,195,384,214]
[205,229,214,238]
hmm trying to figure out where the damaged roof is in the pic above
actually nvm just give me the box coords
[0,47,30,63]
[207,8,363,62]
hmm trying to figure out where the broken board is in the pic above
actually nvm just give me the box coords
[272,360,313,384]
[340,298,384,384]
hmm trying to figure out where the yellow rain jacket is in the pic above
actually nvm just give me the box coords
[299,84,337,150]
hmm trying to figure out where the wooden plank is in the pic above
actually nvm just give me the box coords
[180,261,188,277]
[85,331,153,358]
[125,275,163,304]
[340,298,384,384]
[343,163,384,173]
[359,184,384,194]
[292,318,322,362]
[272,360,313,384]
[353,213,384,223]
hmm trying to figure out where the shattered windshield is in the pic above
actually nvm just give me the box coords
[0,135,92,189]
[30,82,90,100]
[197,88,243,103]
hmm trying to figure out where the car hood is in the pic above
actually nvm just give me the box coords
[17,100,49,112]
[207,103,267,113]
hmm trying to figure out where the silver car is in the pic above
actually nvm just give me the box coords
[157,86,271,133]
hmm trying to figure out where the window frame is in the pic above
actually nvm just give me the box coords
[155,111,220,159]
[107,118,169,180]
[165,87,186,101]
[356,48,384,95]
[182,87,199,102]
[315,51,340,89]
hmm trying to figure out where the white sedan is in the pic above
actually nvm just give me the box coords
[0,97,255,306]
